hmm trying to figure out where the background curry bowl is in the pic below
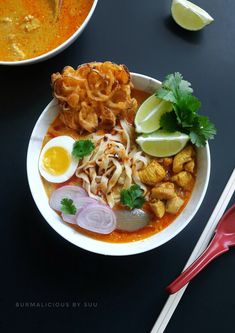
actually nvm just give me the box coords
[0,0,98,66]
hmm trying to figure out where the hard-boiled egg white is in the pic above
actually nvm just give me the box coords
[39,136,78,183]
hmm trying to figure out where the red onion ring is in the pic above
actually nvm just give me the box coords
[61,197,98,224]
[49,185,88,212]
[76,203,116,234]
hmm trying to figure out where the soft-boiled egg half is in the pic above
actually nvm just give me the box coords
[39,136,78,183]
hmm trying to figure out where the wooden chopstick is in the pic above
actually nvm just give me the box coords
[151,167,235,333]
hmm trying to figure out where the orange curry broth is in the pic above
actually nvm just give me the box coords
[0,0,93,61]
[42,89,195,243]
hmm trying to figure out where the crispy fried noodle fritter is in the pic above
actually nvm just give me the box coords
[51,62,138,132]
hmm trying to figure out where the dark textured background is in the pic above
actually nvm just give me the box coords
[0,0,235,332]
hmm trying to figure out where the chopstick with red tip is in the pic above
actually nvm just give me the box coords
[151,168,235,333]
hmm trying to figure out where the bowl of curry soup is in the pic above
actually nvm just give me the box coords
[0,0,98,65]
[27,70,211,256]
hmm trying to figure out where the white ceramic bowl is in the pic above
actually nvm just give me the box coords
[0,0,98,66]
[27,72,211,256]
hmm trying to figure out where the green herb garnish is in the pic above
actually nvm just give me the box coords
[72,140,95,160]
[120,184,145,209]
[61,198,77,215]
[155,72,217,147]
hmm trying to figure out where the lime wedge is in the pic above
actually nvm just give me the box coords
[136,130,189,157]
[135,94,172,133]
[171,0,214,31]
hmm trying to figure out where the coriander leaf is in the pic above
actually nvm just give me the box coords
[72,140,94,160]
[160,111,179,132]
[120,184,145,209]
[129,184,143,198]
[155,88,176,103]
[155,72,216,147]
[164,73,185,93]
[189,115,217,147]
[178,75,193,96]
[156,72,193,103]
[120,189,132,207]
[133,196,145,209]
[173,104,196,128]
[175,94,201,114]
[61,198,77,215]
[189,130,206,147]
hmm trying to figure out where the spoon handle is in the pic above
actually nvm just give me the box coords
[54,0,63,20]
[166,235,229,294]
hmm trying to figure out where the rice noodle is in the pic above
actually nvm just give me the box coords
[75,120,150,208]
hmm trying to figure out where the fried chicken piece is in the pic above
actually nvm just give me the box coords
[139,160,166,186]
[150,200,165,218]
[163,157,173,167]
[22,15,40,32]
[184,160,195,173]
[151,182,176,200]
[171,171,194,190]
[11,43,25,59]
[173,145,195,173]
[166,196,184,214]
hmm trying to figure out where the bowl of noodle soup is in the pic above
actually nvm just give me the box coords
[27,71,210,255]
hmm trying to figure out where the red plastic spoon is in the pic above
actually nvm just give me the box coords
[167,204,235,294]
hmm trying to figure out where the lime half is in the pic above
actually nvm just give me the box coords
[136,130,189,157]
[171,0,214,31]
[135,94,172,133]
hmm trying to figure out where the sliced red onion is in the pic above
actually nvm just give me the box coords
[61,197,98,224]
[61,213,77,225]
[76,203,116,234]
[49,185,88,211]
[115,209,151,232]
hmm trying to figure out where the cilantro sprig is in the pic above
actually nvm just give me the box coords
[120,184,145,210]
[61,198,77,215]
[72,140,95,160]
[156,72,216,147]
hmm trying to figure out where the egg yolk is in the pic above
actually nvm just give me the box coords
[42,146,71,175]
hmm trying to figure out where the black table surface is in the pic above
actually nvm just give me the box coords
[1,0,235,332]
